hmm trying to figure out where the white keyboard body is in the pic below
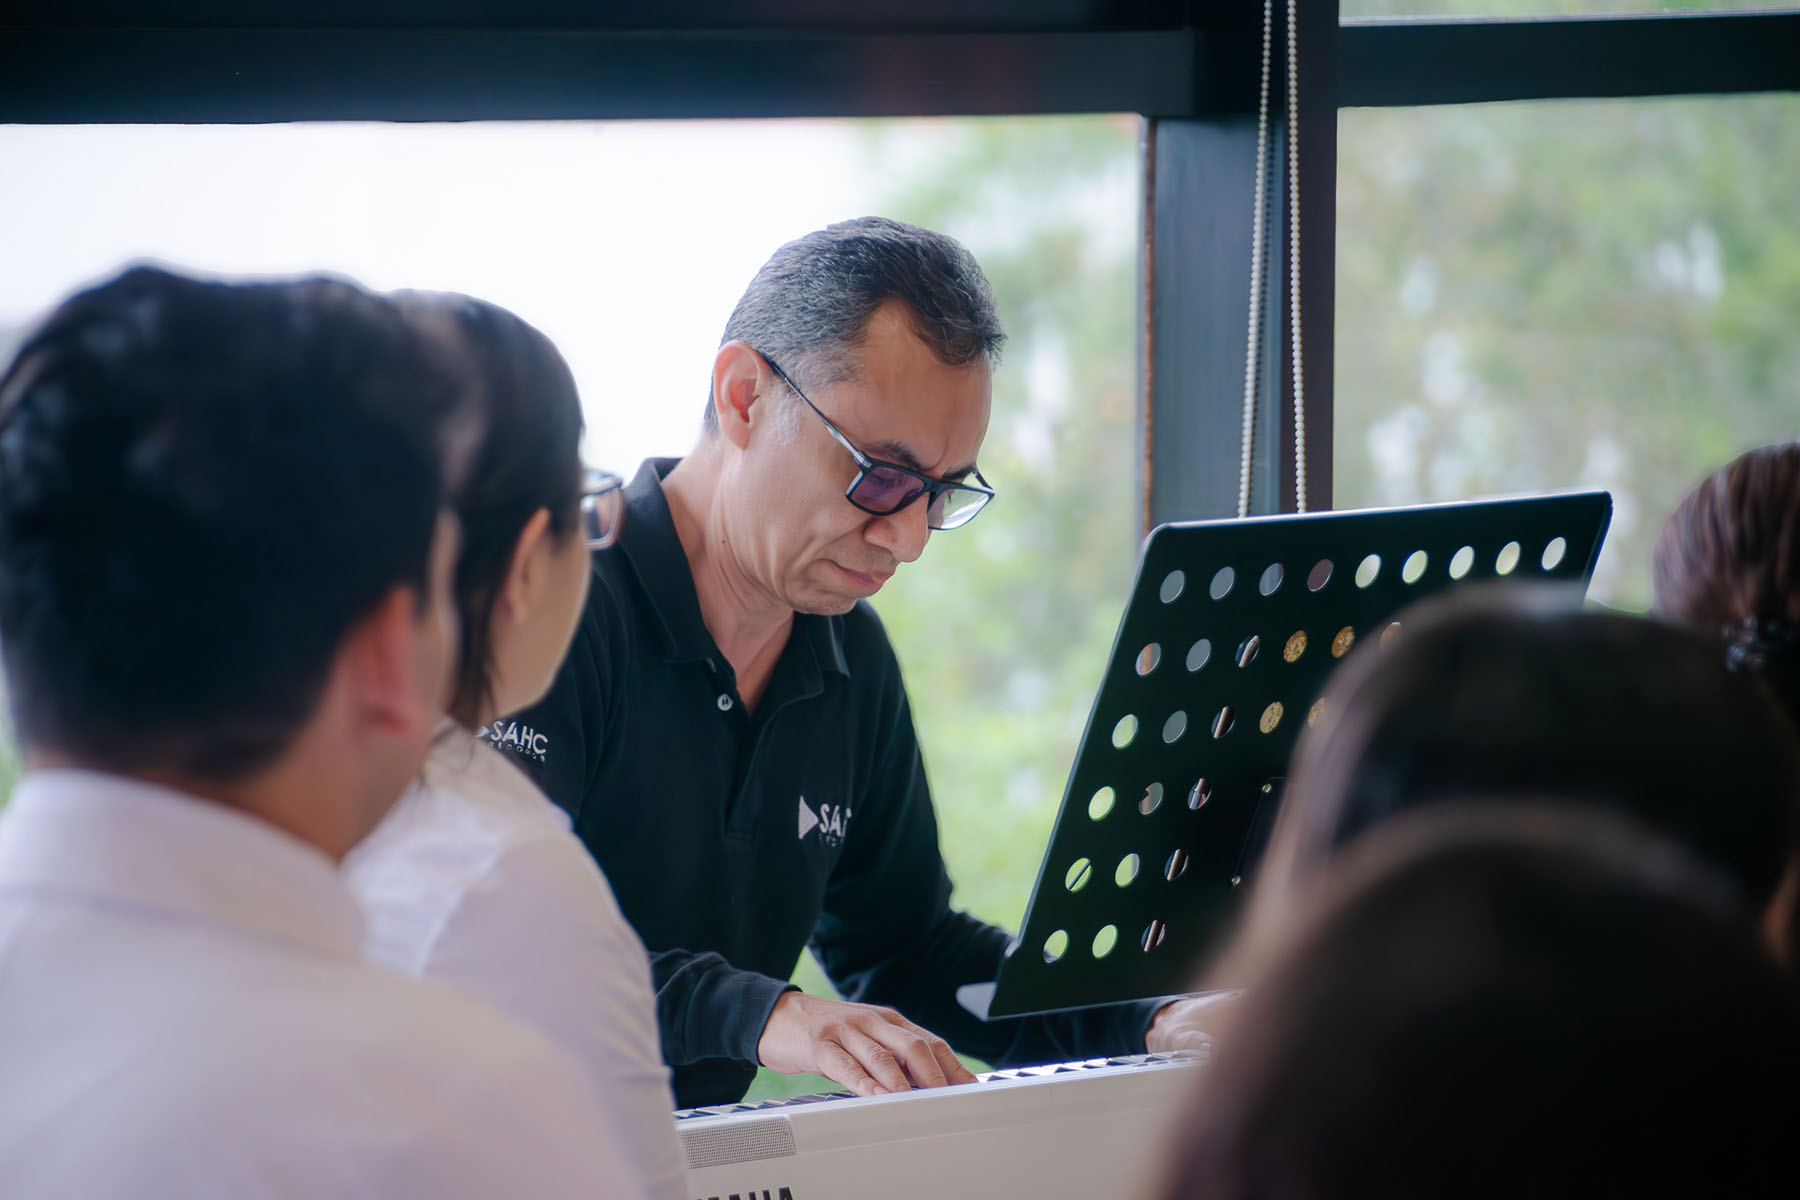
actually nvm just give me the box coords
[675,1052,1204,1200]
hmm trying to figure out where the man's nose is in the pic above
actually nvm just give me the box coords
[866,497,932,564]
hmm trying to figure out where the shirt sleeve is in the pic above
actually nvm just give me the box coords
[650,947,798,1068]
[809,644,1163,1067]
[415,834,690,1200]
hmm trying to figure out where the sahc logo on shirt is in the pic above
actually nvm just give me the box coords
[479,719,549,763]
[797,795,851,848]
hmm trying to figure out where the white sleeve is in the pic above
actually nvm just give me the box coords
[415,832,690,1200]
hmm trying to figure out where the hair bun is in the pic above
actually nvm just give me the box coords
[1723,617,1799,674]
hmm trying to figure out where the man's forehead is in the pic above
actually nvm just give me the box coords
[833,363,991,477]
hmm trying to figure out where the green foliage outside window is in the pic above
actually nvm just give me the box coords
[1336,92,1800,606]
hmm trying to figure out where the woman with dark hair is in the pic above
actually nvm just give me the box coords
[1654,441,1800,732]
[342,295,687,1199]
[1250,587,1800,960]
[1154,807,1799,1200]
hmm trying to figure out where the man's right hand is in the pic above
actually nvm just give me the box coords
[756,991,976,1097]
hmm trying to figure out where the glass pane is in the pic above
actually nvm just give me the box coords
[1335,94,1800,608]
[1346,1,1785,16]
[0,116,1140,1095]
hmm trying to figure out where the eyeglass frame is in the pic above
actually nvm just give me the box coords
[580,468,625,550]
[757,352,996,531]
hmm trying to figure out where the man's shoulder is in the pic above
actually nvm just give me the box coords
[269,937,573,1063]
[106,964,614,1194]
[581,546,648,635]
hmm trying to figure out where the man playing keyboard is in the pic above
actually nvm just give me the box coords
[497,217,1216,1106]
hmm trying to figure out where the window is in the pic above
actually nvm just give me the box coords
[1335,93,1800,606]
[0,119,1143,1099]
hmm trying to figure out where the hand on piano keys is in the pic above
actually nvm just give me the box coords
[755,990,978,1096]
[1146,988,1239,1054]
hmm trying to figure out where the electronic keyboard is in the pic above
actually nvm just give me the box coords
[676,1051,1206,1200]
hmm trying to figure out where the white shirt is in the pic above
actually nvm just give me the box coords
[0,768,641,1200]
[345,725,688,1200]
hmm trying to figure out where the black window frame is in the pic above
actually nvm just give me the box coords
[4,2,1796,530]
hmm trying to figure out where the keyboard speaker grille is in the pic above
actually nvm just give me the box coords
[681,1117,798,1169]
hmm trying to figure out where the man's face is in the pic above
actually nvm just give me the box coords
[722,300,992,617]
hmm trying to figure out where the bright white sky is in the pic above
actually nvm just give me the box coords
[0,120,884,472]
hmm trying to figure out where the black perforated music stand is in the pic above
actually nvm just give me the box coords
[985,492,1613,1018]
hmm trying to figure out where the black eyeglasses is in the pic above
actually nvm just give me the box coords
[580,468,625,550]
[760,354,995,531]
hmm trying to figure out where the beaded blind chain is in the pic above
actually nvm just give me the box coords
[1237,0,1307,518]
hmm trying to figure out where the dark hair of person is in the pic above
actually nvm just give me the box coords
[0,266,458,780]
[1653,441,1800,732]
[704,215,1006,431]
[396,294,585,730]
[1157,806,1800,1200]
[1256,587,1800,922]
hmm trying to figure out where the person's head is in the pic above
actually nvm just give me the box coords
[1256,587,1800,954]
[695,216,1004,615]
[0,266,462,850]
[1157,806,1799,1200]
[1654,441,1800,732]
[395,293,608,729]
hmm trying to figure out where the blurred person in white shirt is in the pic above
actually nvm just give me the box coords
[343,293,686,1200]
[0,267,637,1199]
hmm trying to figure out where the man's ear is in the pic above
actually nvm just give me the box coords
[496,507,553,626]
[711,340,771,451]
[338,586,433,738]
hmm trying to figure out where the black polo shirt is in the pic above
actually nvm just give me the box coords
[490,458,1160,1107]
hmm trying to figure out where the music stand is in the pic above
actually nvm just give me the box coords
[985,491,1613,1018]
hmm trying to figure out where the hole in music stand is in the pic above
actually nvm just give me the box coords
[1235,634,1260,667]
[1111,715,1137,748]
[1259,701,1284,733]
[1186,639,1212,671]
[1087,787,1115,821]
[1115,854,1140,887]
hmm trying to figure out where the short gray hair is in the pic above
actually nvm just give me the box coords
[704,216,1006,433]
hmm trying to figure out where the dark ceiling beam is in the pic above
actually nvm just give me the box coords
[1341,11,1800,108]
[0,0,1191,32]
[0,28,1203,122]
